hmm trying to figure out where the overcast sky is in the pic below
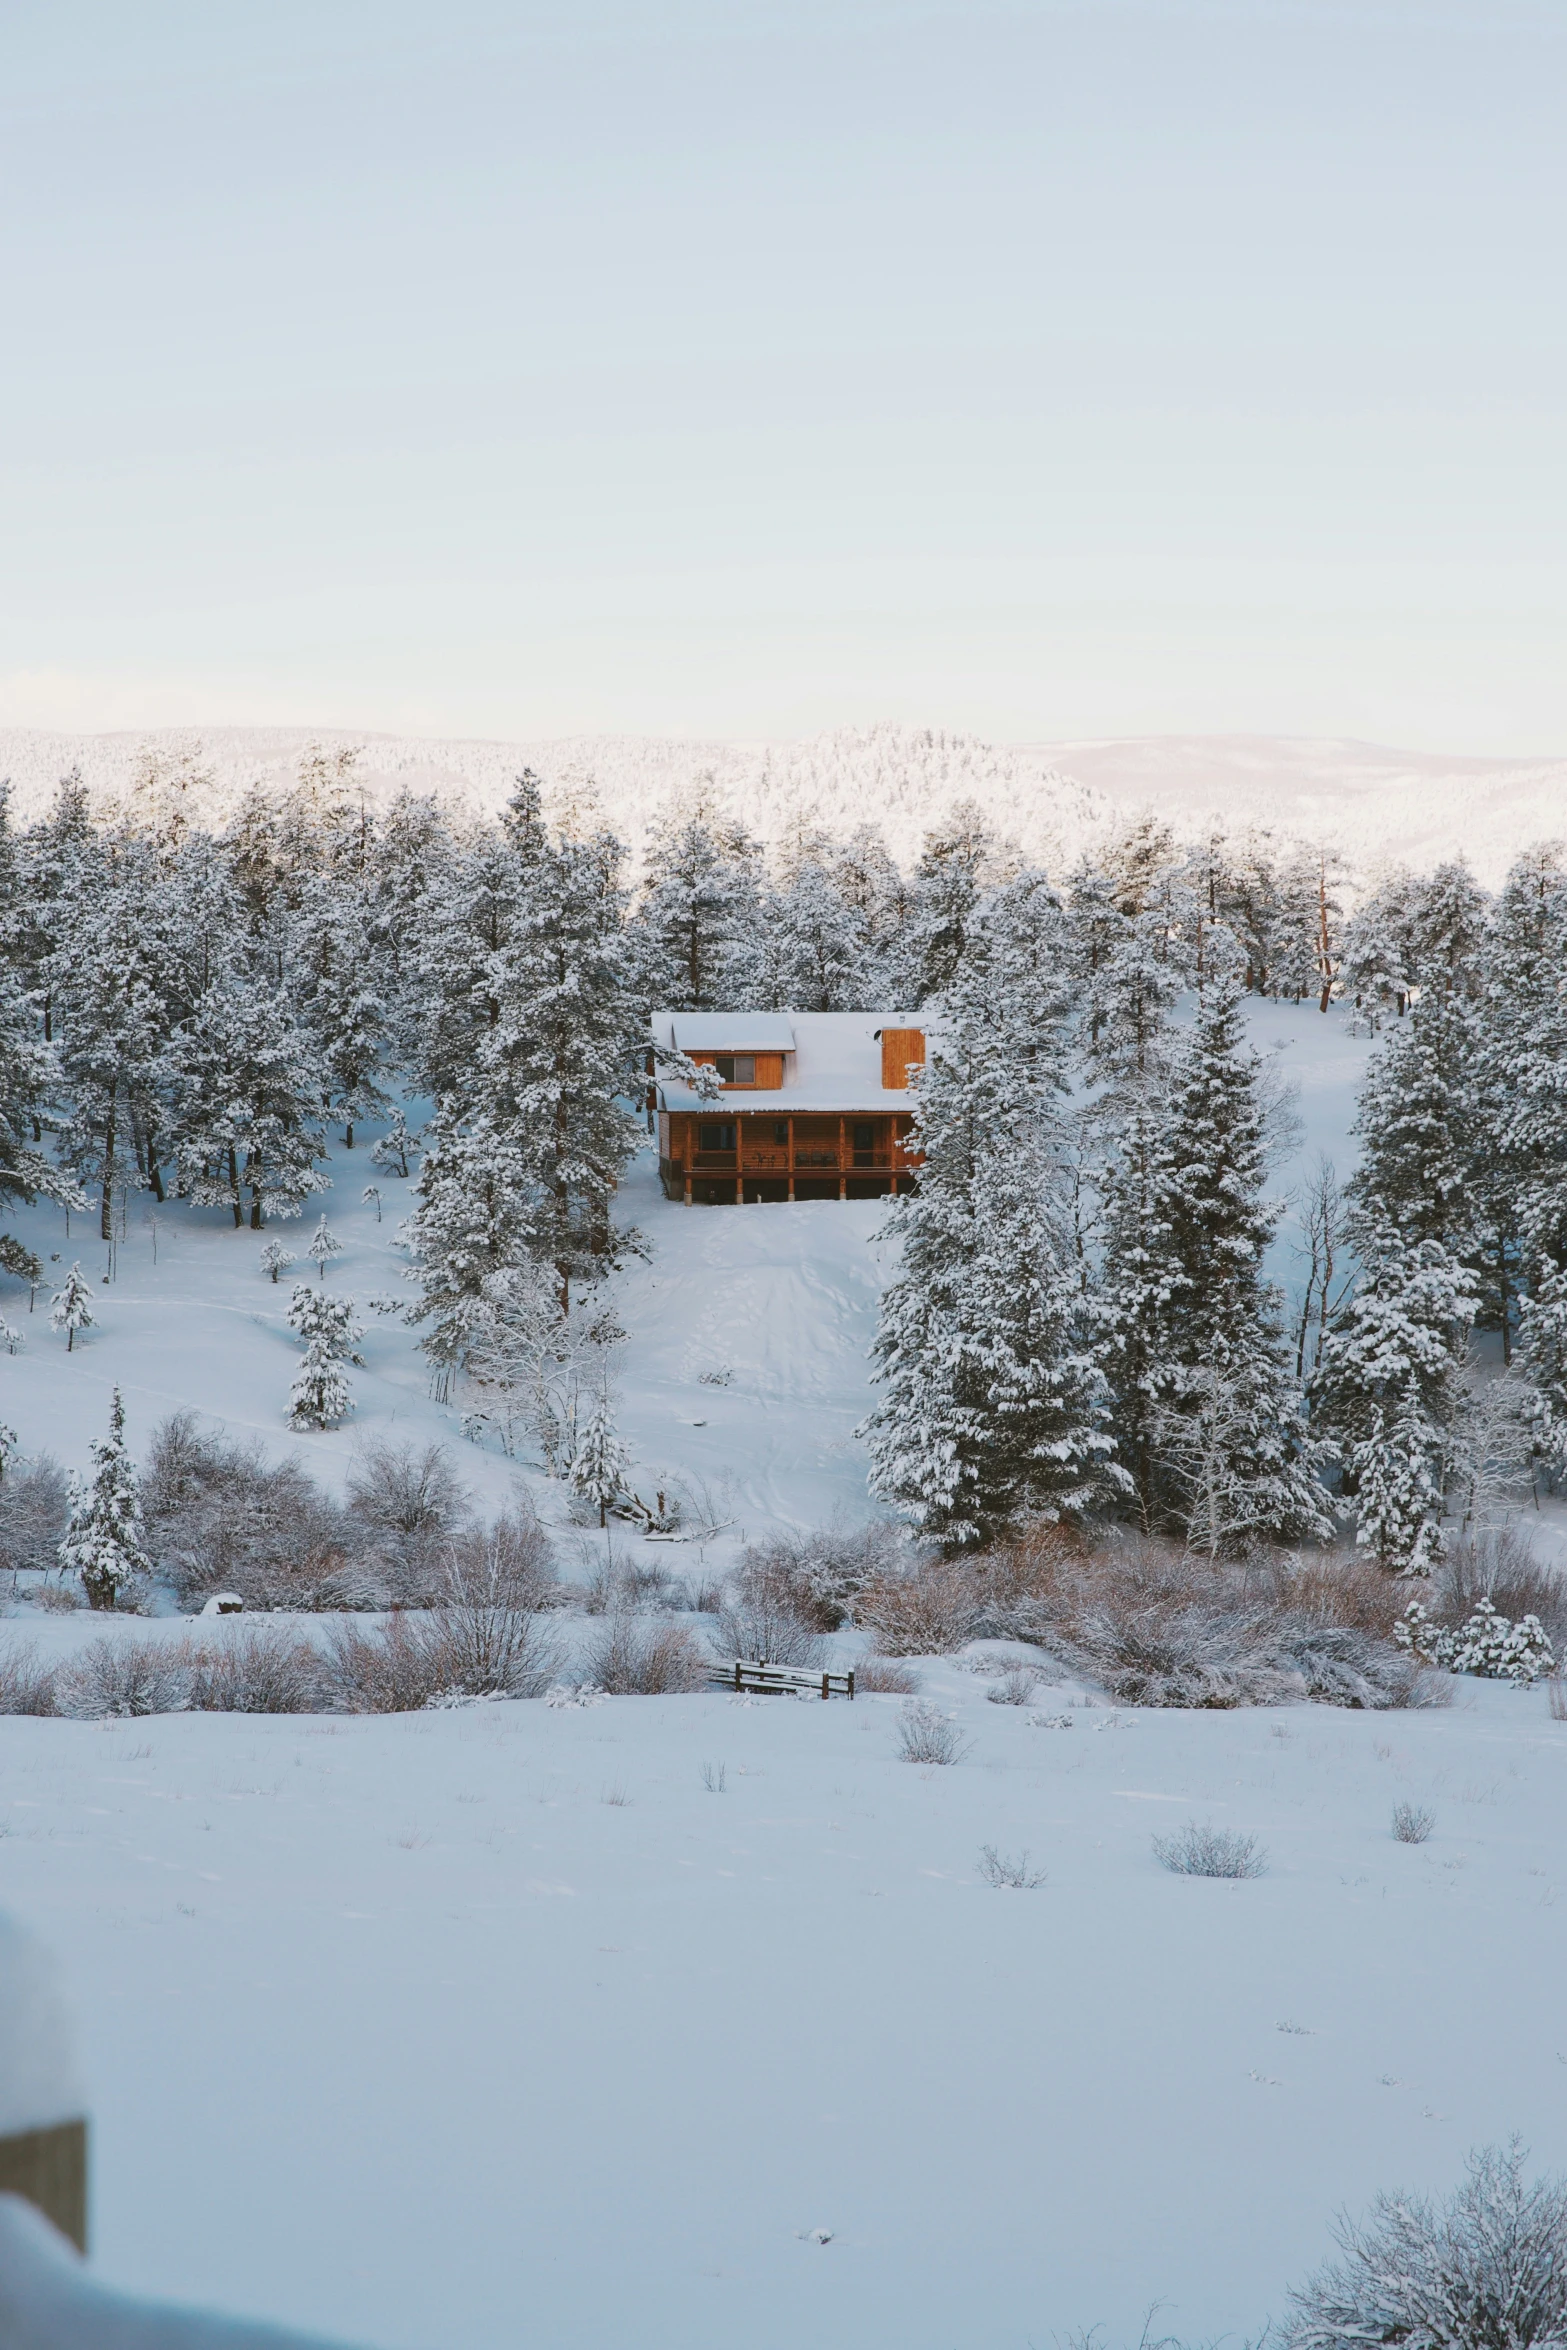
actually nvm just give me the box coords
[2,1,1562,751]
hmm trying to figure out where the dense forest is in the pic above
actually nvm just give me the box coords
[1,741,1563,1572]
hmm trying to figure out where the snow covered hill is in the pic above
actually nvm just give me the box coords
[3,719,1562,885]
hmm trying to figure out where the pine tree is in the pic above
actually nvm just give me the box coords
[305,1215,343,1281]
[1097,958,1328,1548]
[59,1388,151,1608]
[287,876,391,1146]
[861,876,1116,1545]
[1272,846,1345,1010]
[1339,869,1417,1031]
[633,802,764,1010]
[1404,858,1489,1002]
[890,801,1012,1007]
[401,1108,540,1402]
[570,1392,631,1526]
[49,1262,97,1350]
[286,1283,363,1363]
[165,969,328,1228]
[288,1339,352,1430]
[259,1239,296,1283]
[759,856,869,1011]
[51,864,166,1241]
[1349,1392,1447,1575]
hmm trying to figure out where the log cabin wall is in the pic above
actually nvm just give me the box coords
[659,1109,919,1204]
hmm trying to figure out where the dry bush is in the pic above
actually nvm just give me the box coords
[1153,1820,1267,1878]
[422,1511,562,1697]
[32,1582,82,1614]
[976,1532,1429,1710]
[733,1522,903,1631]
[986,1666,1040,1707]
[895,1698,972,1764]
[710,1588,826,1669]
[0,1640,58,1715]
[1281,2141,1567,2350]
[977,1844,1046,1889]
[0,1454,71,1576]
[857,1561,982,1656]
[854,1655,921,1694]
[323,1614,452,1713]
[582,1616,706,1694]
[185,1626,328,1714]
[1392,1801,1435,1845]
[55,1637,190,1719]
[142,1412,363,1610]
[1433,1527,1567,1648]
[345,1439,471,1600]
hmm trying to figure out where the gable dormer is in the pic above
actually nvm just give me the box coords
[669,1015,797,1091]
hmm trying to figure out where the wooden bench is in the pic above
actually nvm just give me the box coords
[713,1659,855,1701]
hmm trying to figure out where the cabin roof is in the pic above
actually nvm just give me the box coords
[667,1014,798,1053]
[654,1010,928,1112]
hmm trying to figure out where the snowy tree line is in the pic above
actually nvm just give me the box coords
[1,739,1562,1565]
[862,836,1567,1571]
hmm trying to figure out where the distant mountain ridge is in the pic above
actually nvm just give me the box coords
[1,720,1561,886]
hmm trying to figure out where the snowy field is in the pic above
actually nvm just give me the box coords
[5,1648,1567,2350]
[9,998,1567,2347]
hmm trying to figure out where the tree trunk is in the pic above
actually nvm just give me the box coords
[228,1146,243,1229]
[100,1104,115,1242]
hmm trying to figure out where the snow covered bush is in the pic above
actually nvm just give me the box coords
[258,1241,296,1284]
[986,1666,1040,1706]
[853,1655,922,1694]
[1397,1596,1555,1684]
[423,1513,562,1698]
[1437,1526,1567,1649]
[142,1413,362,1612]
[733,1523,904,1631]
[710,1587,826,1669]
[56,1637,190,1719]
[1392,1801,1435,1844]
[896,1699,972,1764]
[977,1844,1046,1889]
[184,1626,328,1714]
[582,1616,706,1695]
[324,1614,451,1713]
[1152,1820,1267,1878]
[856,1560,981,1656]
[1282,2141,1567,2350]
[344,1438,471,1601]
[0,1452,70,1576]
[0,1640,58,1715]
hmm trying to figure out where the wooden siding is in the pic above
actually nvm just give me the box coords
[661,1109,919,1201]
[687,1050,785,1089]
[879,1027,925,1089]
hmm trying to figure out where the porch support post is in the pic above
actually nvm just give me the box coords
[838,1114,847,1200]
[787,1115,795,1201]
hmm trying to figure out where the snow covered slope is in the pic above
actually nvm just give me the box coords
[3,720,1561,884]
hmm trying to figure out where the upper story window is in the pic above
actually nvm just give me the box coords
[713,1055,755,1084]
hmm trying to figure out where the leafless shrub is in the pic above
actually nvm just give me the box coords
[986,1667,1040,1706]
[185,1626,328,1714]
[32,1582,82,1614]
[1549,1674,1567,1724]
[0,1454,71,1576]
[0,1640,58,1715]
[857,1561,981,1656]
[701,1761,727,1792]
[582,1616,706,1695]
[977,1844,1046,1889]
[1281,2141,1567,2350]
[1152,1820,1267,1878]
[979,1533,1426,1710]
[323,1614,451,1713]
[344,1440,472,1601]
[142,1413,361,1610]
[733,1522,903,1630]
[854,1655,921,1694]
[1434,1526,1567,1650]
[422,1511,561,1696]
[1392,1801,1435,1845]
[55,1637,191,1719]
[895,1698,972,1764]
[709,1587,826,1669]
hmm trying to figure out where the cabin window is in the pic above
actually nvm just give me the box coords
[774,1122,789,1145]
[697,1121,736,1153]
[853,1121,877,1164]
[713,1055,755,1084]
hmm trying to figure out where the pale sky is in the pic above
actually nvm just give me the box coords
[2,1,1563,752]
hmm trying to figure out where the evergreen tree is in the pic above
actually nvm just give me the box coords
[1404,858,1489,1002]
[571,1391,631,1526]
[165,970,328,1228]
[759,856,869,1010]
[401,1108,539,1402]
[1097,958,1328,1548]
[861,876,1116,1546]
[288,1339,352,1430]
[632,803,764,1010]
[49,1262,97,1350]
[288,877,391,1146]
[59,1388,150,1608]
[1339,869,1417,1032]
[51,865,166,1240]
[1272,846,1345,1010]
[890,800,1011,1007]
[305,1215,343,1280]
[1349,1392,1447,1575]
[286,1283,363,1363]
[1345,992,1479,1252]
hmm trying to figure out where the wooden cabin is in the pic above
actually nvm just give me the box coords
[651,1013,927,1204]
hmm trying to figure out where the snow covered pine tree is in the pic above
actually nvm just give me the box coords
[59,1387,152,1609]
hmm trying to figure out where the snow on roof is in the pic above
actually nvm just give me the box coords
[656,1010,927,1112]
[666,1015,798,1053]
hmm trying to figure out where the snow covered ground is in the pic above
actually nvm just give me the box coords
[8,998,1567,2348]
[5,1651,1567,2350]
